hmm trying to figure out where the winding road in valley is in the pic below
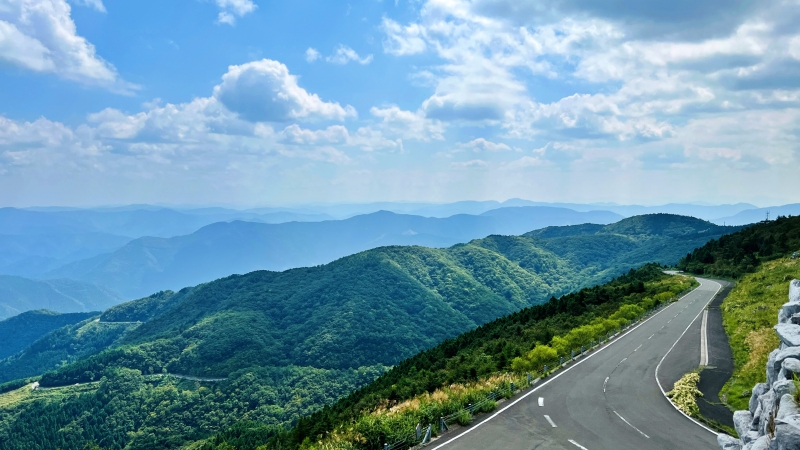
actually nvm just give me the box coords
[431,277,729,450]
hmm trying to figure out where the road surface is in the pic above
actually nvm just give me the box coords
[432,277,723,450]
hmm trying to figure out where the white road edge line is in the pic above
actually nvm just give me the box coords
[603,377,609,393]
[428,285,696,450]
[568,439,589,449]
[613,410,650,438]
[538,397,544,407]
[700,309,709,366]
[544,415,557,427]
[654,278,722,437]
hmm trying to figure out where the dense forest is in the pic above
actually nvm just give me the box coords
[0,265,694,449]
[677,215,800,278]
[196,264,694,449]
[0,310,97,359]
[0,214,732,449]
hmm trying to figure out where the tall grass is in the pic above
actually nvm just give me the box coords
[720,258,800,411]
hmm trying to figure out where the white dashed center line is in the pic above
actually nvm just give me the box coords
[634,344,642,352]
[613,411,650,438]
[569,439,589,449]
[538,397,544,407]
[648,334,654,340]
[603,377,609,393]
[544,415,557,428]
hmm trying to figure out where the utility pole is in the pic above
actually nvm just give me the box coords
[766,211,770,222]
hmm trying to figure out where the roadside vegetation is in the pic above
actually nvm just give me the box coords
[677,215,800,411]
[667,371,703,417]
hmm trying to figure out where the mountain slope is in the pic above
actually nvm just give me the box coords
[0,310,98,360]
[0,275,123,320]
[35,214,735,383]
[677,214,800,278]
[49,207,623,298]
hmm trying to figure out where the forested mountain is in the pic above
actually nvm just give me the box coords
[198,265,694,450]
[0,310,98,360]
[46,207,623,298]
[677,214,800,278]
[0,265,695,450]
[0,275,122,320]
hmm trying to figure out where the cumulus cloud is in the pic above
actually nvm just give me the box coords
[325,45,373,65]
[381,18,427,55]
[379,0,800,161]
[214,0,257,25]
[370,106,445,141]
[0,0,136,93]
[213,59,357,122]
[305,47,321,62]
[457,138,513,152]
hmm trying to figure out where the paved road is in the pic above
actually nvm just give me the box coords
[432,277,723,450]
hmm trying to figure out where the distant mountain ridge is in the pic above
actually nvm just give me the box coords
[0,275,122,320]
[45,207,624,299]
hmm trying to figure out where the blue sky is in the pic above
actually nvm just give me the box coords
[1,0,799,207]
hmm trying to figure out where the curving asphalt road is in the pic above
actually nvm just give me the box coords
[431,277,724,450]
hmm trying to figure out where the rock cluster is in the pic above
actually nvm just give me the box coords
[718,280,800,450]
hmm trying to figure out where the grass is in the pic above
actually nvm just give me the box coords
[720,257,800,411]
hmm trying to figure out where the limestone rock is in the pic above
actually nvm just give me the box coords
[758,391,775,435]
[770,350,783,386]
[779,303,800,325]
[752,405,762,430]
[771,348,800,384]
[752,383,770,414]
[775,324,800,349]
[774,414,800,450]
[790,280,800,304]
[792,313,800,326]
[773,380,797,400]
[718,434,743,450]
[742,430,760,445]
[781,358,800,380]
[735,410,755,440]
[777,394,800,420]
[746,435,769,450]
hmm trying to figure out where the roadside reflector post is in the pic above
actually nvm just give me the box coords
[468,403,473,414]
[510,382,515,392]
[416,423,421,440]
[527,373,532,384]
[560,356,564,366]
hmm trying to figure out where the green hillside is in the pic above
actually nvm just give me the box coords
[677,214,800,278]
[197,265,696,450]
[0,214,735,449]
[0,310,97,360]
[0,317,137,383]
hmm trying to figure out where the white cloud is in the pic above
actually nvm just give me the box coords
[214,0,257,25]
[457,138,513,152]
[370,106,445,141]
[381,18,427,55]
[213,59,357,122]
[0,0,136,93]
[325,45,373,65]
[278,124,401,152]
[70,0,105,12]
[305,47,321,63]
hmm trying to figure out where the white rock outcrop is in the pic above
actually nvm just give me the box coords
[719,280,800,450]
